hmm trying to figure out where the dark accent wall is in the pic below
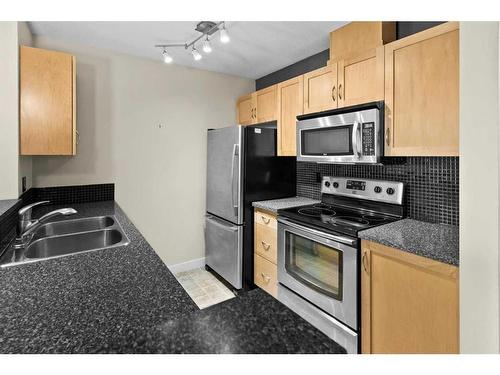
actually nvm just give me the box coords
[297,158,459,226]
[396,21,445,39]
[255,21,446,90]
[256,49,329,91]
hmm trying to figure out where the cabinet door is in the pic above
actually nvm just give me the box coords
[384,22,459,156]
[361,240,459,354]
[237,93,255,126]
[337,47,384,108]
[20,46,76,155]
[303,64,337,114]
[277,76,303,156]
[255,85,277,123]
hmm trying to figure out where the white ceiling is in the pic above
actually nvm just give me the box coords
[28,21,348,79]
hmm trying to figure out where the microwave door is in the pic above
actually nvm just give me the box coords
[298,124,354,161]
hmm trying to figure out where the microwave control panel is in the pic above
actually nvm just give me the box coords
[361,122,375,156]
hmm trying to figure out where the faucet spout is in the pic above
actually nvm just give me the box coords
[15,208,77,247]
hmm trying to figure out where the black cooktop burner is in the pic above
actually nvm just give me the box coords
[297,207,336,217]
[330,216,369,227]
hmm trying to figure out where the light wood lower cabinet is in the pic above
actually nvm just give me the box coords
[254,208,278,297]
[361,240,459,354]
[384,22,459,156]
[20,46,77,155]
[277,76,303,156]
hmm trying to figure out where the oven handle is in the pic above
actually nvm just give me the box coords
[277,218,357,247]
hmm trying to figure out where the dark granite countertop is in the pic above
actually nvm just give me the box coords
[0,199,20,218]
[0,201,345,353]
[252,196,321,214]
[358,218,459,267]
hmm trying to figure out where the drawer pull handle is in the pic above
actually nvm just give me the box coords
[261,216,270,224]
[331,85,336,102]
[385,127,391,146]
[338,84,343,100]
[261,241,270,251]
[261,273,271,283]
[362,251,369,274]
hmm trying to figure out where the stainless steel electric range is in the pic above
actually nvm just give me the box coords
[276,176,404,354]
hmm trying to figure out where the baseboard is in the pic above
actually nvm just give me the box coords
[167,257,206,274]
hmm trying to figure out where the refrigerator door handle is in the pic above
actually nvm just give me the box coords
[230,143,239,217]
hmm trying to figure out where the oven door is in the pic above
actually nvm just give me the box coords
[297,106,381,164]
[277,218,358,330]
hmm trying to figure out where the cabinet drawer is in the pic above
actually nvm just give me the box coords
[254,209,277,229]
[254,222,277,264]
[254,253,278,298]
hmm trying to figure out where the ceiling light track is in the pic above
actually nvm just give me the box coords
[155,21,229,63]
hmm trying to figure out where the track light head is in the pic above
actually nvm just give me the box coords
[192,47,202,61]
[202,37,212,53]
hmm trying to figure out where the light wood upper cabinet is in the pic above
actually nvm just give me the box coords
[303,64,337,114]
[277,76,303,156]
[384,22,459,156]
[330,22,396,62]
[237,85,277,125]
[255,85,277,123]
[337,47,384,108]
[361,240,459,354]
[20,46,76,155]
[237,93,255,126]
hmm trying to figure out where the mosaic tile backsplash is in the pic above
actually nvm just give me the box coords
[297,157,459,225]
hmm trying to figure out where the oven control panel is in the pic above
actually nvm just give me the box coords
[321,176,404,205]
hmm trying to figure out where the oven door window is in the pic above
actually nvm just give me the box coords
[301,125,353,156]
[284,231,343,300]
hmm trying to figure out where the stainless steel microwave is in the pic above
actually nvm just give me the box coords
[296,101,384,164]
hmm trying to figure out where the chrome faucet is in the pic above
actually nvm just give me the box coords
[14,201,77,249]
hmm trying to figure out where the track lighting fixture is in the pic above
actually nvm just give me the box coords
[155,21,229,64]
[202,36,212,53]
[162,49,173,64]
[192,46,202,61]
[220,24,230,44]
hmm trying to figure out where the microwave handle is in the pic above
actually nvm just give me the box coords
[352,121,361,158]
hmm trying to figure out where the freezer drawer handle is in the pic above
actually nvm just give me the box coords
[206,215,238,232]
[230,144,239,217]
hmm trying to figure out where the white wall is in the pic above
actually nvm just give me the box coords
[460,22,500,353]
[0,22,19,199]
[31,36,254,265]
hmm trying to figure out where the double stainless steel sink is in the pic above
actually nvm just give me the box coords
[0,216,130,267]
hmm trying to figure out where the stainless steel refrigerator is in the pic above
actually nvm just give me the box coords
[205,123,296,290]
